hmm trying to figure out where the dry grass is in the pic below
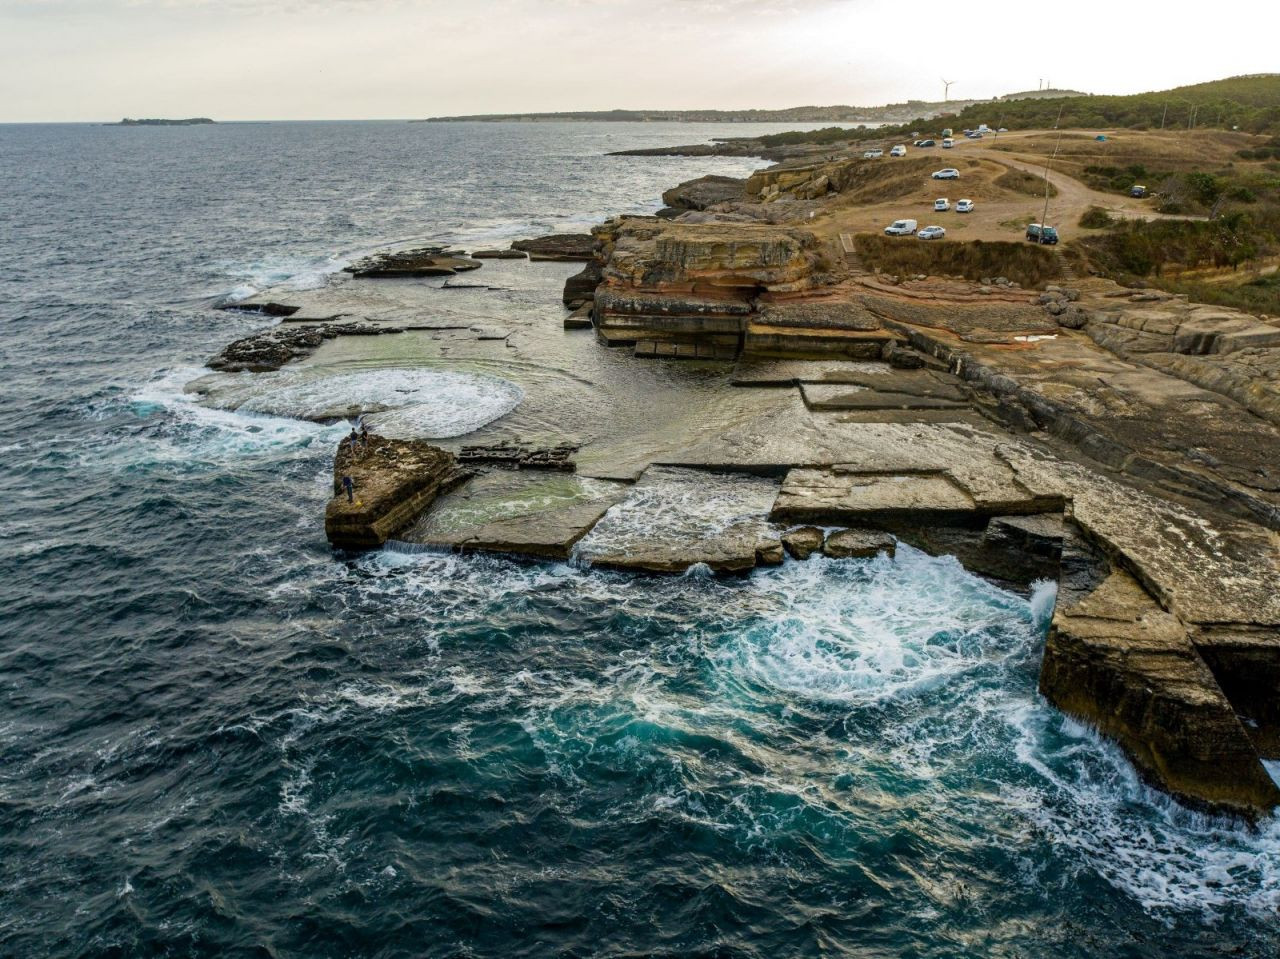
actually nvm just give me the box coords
[855,234,1062,287]
[994,168,1059,198]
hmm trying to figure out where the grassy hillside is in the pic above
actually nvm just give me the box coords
[948,75,1280,135]
[756,76,1280,147]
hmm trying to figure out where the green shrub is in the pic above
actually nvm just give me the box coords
[854,235,1061,287]
[1079,207,1115,228]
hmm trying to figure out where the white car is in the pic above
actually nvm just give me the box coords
[890,145,907,157]
[863,148,884,159]
[932,168,960,180]
[955,199,974,213]
[941,138,954,149]
[934,198,950,212]
[884,218,918,236]
[918,226,946,240]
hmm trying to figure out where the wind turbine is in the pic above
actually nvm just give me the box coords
[942,78,956,103]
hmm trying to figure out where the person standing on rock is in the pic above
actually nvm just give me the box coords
[341,474,355,504]
[348,426,360,456]
[359,425,369,449]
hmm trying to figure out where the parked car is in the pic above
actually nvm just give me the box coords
[932,168,960,180]
[863,148,884,159]
[912,139,923,147]
[884,218,918,236]
[941,138,954,149]
[955,198,974,213]
[998,127,1009,133]
[934,198,950,211]
[890,145,907,157]
[918,226,947,240]
[941,128,953,137]
[966,131,983,139]
[1026,223,1060,245]
[919,139,936,147]
[1130,184,1148,198]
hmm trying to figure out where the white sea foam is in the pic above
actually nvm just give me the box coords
[302,543,1279,919]
[232,367,523,438]
[124,367,339,461]
[1001,701,1280,918]
[217,253,351,303]
[716,547,1028,704]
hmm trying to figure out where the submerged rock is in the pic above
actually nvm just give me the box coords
[325,435,472,551]
[823,528,896,559]
[471,249,528,259]
[345,248,483,277]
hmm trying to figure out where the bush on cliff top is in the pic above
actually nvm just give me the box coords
[854,235,1061,287]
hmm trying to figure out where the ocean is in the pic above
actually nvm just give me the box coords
[0,119,1276,958]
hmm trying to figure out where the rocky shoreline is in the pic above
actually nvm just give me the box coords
[209,146,1280,819]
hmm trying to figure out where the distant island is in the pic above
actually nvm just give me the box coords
[115,117,215,126]
[414,89,1083,124]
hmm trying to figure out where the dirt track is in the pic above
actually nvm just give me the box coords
[815,128,1209,247]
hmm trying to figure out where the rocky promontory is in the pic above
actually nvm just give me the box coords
[210,133,1280,819]
[325,436,471,551]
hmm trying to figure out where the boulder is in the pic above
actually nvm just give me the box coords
[823,528,896,559]
[1056,306,1089,329]
[325,436,471,551]
[511,233,595,261]
[781,526,825,560]
[661,174,747,211]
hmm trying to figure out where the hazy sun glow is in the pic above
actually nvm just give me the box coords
[0,0,1273,121]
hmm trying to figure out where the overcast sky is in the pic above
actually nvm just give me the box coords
[1,0,1273,121]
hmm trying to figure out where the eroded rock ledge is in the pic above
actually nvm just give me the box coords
[209,322,403,373]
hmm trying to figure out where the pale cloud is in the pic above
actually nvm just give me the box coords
[0,0,1274,121]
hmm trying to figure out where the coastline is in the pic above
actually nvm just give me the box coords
[208,134,1280,819]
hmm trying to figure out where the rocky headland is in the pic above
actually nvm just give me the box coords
[216,142,1280,819]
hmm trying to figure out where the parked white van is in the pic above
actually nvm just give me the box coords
[884,218,918,236]
[942,138,955,149]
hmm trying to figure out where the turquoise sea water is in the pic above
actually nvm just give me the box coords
[0,120,1277,957]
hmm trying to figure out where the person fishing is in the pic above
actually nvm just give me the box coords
[341,473,355,503]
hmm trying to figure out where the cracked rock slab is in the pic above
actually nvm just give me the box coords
[1041,569,1280,817]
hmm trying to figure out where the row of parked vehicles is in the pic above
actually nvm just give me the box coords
[883,220,945,239]
[866,125,1012,160]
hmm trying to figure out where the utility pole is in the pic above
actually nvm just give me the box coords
[1041,128,1064,230]
[1160,102,1168,129]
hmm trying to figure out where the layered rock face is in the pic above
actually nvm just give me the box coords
[598,217,828,292]
[1042,570,1280,816]
[325,436,470,551]
[585,216,843,355]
